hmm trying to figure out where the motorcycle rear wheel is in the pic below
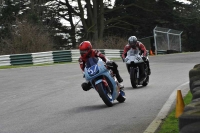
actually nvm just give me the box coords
[96,83,113,107]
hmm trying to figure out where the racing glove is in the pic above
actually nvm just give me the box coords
[142,57,147,61]
[124,58,128,62]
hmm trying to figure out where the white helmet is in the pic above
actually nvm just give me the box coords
[128,36,137,46]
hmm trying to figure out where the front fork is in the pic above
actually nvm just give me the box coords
[130,67,139,78]
[136,67,139,78]
[94,77,112,93]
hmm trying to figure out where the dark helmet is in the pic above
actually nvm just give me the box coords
[128,36,137,47]
[79,41,92,58]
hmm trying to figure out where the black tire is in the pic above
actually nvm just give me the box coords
[192,97,200,102]
[178,108,200,131]
[130,68,138,88]
[191,80,200,91]
[183,101,200,112]
[194,64,200,69]
[142,76,149,86]
[189,67,200,79]
[192,90,200,100]
[189,75,200,92]
[96,83,113,107]
[117,90,126,103]
[180,122,200,133]
[191,86,200,94]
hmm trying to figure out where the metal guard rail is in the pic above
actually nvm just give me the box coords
[0,49,167,67]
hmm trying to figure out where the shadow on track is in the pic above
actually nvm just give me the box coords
[124,85,147,90]
[65,102,124,115]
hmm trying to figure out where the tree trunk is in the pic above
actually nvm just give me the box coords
[77,0,88,39]
[93,0,98,41]
[99,0,104,40]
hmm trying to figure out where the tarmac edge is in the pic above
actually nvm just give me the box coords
[143,81,189,133]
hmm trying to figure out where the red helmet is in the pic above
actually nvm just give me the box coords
[79,41,92,57]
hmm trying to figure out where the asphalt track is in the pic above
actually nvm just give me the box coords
[0,52,200,133]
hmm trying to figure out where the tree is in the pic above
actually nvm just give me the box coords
[0,0,20,39]
[177,0,200,51]
[0,0,57,54]
[46,0,79,48]
[105,0,158,38]
[45,0,115,47]
[106,0,188,37]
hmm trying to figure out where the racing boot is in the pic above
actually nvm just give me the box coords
[115,73,124,89]
[116,73,123,83]
[118,82,124,89]
[111,62,124,88]
[81,81,92,91]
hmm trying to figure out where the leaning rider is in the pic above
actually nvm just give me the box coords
[78,41,124,91]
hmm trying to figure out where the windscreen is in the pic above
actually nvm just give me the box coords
[86,57,99,68]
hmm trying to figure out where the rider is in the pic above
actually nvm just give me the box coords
[78,41,124,91]
[121,36,151,81]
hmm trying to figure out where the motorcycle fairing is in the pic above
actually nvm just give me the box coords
[125,48,144,64]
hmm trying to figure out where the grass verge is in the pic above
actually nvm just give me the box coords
[157,91,192,133]
[0,62,70,70]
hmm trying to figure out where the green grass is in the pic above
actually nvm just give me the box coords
[0,64,53,69]
[157,91,192,133]
[0,62,71,70]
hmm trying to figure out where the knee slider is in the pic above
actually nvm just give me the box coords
[81,82,90,91]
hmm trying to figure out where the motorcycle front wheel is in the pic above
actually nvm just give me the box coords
[130,68,138,88]
[96,82,113,107]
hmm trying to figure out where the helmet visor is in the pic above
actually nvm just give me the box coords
[80,50,88,55]
[129,41,136,45]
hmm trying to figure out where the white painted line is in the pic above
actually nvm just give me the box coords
[143,81,189,133]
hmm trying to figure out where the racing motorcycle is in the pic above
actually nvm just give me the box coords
[123,48,149,88]
[84,57,126,107]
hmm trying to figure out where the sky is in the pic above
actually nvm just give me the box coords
[110,0,191,5]
[175,0,191,4]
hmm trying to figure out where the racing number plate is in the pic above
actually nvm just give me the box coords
[87,64,99,76]
[130,49,139,56]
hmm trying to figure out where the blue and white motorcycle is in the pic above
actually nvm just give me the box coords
[84,57,126,107]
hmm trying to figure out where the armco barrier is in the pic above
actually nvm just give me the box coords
[0,49,165,67]
[10,54,33,65]
[105,49,121,59]
[52,50,72,63]
[32,51,54,65]
[0,55,11,66]
[71,49,79,62]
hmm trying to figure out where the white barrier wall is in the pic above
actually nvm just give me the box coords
[0,49,154,67]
